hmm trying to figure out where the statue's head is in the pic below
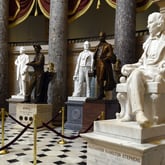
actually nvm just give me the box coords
[33,44,42,52]
[99,32,106,42]
[19,46,25,54]
[147,12,165,37]
[83,41,90,50]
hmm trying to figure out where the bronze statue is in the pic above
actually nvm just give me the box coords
[24,44,45,103]
[94,32,116,99]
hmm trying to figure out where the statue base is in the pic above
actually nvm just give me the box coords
[82,120,165,165]
[7,97,24,118]
[65,96,87,131]
[16,103,52,129]
[81,99,120,132]
[11,95,25,100]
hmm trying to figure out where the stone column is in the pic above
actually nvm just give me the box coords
[0,0,9,109]
[114,0,136,65]
[48,0,68,116]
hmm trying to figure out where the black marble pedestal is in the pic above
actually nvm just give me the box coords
[65,97,86,131]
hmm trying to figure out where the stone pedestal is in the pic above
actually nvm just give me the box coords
[7,97,24,117]
[82,120,165,165]
[65,96,86,131]
[81,99,120,132]
[16,103,52,128]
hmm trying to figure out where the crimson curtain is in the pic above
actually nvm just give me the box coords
[9,0,35,27]
[9,0,153,28]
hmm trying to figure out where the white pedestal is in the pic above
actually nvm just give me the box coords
[11,95,25,100]
[7,97,24,117]
[16,103,52,128]
[82,120,165,165]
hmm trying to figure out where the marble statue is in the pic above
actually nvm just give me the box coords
[72,41,94,97]
[24,44,45,103]
[116,12,165,128]
[15,46,30,96]
[94,32,116,99]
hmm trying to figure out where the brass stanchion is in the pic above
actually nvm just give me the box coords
[58,107,67,144]
[33,114,37,165]
[100,111,105,120]
[0,108,9,155]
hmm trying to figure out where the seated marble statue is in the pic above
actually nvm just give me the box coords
[15,46,30,96]
[116,12,165,128]
[72,41,94,97]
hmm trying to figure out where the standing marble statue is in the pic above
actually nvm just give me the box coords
[117,12,165,128]
[72,41,94,97]
[94,32,116,99]
[15,46,30,96]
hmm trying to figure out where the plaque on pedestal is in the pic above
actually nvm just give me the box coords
[16,103,52,128]
[82,120,165,165]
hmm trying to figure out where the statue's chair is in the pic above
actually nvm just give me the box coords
[116,75,165,125]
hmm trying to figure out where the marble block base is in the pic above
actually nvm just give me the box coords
[94,120,165,143]
[82,120,165,165]
[11,95,25,100]
[16,103,52,128]
[82,132,165,165]
[7,97,24,117]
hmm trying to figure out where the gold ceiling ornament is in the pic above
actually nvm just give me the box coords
[97,0,101,9]
[34,0,38,16]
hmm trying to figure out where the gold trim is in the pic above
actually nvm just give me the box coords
[9,0,20,21]
[38,0,49,18]
[34,0,38,16]
[68,0,81,15]
[105,0,153,12]
[136,0,153,12]
[68,0,94,23]
[96,0,101,9]
[105,0,116,9]
[9,0,36,28]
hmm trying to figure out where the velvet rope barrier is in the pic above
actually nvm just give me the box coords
[42,122,80,140]
[0,123,31,151]
[42,115,101,140]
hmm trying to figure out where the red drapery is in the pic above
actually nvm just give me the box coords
[9,0,35,27]
[9,0,153,28]
[38,0,50,18]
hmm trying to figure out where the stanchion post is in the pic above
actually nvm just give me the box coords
[0,108,9,155]
[58,107,67,144]
[100,111,105,120]
[33,114,37,165]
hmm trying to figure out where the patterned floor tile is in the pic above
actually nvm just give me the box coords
[0,117,87,165]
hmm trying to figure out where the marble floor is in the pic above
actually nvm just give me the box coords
[0,117,87,165]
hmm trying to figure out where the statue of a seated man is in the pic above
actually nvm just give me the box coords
[117,12,165,128]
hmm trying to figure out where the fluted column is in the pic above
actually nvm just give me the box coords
[48,0,68,116]
[114,0,136,65]
[0,0,9,109]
